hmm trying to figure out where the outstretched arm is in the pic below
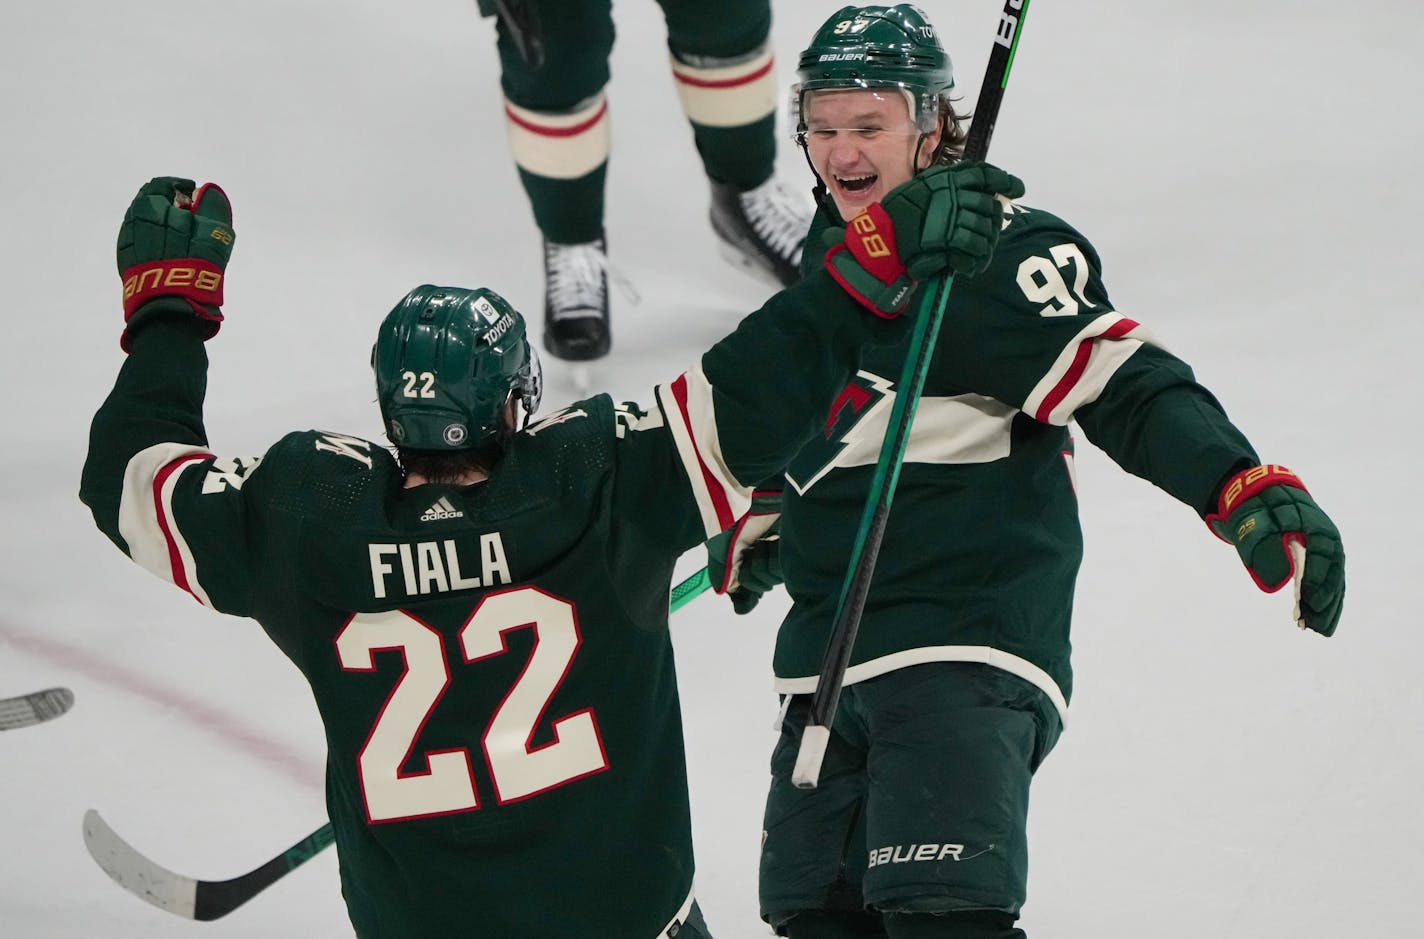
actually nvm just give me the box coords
[81,177,236,548]
[80,178,260,617]
[1077,350,1344,636]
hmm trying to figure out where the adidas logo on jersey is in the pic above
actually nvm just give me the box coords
[420,496,463,522]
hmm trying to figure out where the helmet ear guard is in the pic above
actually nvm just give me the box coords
[372,285,542,452]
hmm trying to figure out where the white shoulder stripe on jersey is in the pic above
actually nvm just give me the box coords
[656,365,751,538]
[117,442,214,607]
[1023,311,1151,426]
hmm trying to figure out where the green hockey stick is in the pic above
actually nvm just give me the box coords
[792,0,1035,789]
[670,565,711,612]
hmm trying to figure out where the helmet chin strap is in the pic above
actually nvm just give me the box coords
[914,106,950,174]
[503,393,530,443]
[797,131,844,228]
[512,392,535,434]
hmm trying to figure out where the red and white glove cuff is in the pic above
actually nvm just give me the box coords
[1205,464,1308,540]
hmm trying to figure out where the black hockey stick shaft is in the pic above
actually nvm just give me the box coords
[81,808,335,921]
[792,0,1033,789]
[194,823,335,920]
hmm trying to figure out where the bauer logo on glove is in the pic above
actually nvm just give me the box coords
[116,176,236,352]
[121,264,223,310]
[1205,464,1345,637]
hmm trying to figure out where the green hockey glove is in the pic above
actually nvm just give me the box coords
[1206,465,1345,636]
[117,176,235,352]
[706,490,784,615]
[824,161,1024,317]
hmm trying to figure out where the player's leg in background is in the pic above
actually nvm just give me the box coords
[657,0,811,287]
[494,0,616,362]
[856,663,1062,939]
[760,693,887,938]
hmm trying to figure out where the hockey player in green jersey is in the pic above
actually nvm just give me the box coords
[706,6,1347,938]
[79,164,1022,938]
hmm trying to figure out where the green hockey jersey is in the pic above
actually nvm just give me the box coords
[776,203,1260,718]
[79,270,901,939]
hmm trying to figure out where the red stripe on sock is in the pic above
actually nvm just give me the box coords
[672,59,774,90]
[504,100,608,138]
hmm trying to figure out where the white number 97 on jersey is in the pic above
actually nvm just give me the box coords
[1017,243,1096,317]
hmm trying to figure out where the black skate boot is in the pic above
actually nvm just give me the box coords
[709,176,813,288]
[543,236,611,362]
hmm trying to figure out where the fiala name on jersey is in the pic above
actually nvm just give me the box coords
[368,534,510,599]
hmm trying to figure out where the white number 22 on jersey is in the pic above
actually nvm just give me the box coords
[335,587,608,823]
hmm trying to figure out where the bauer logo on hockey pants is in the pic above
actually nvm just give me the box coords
[867,842,995,867]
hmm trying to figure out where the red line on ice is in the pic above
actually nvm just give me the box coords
[0,621,321,790]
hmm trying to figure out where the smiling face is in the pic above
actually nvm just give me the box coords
[802,87,943,220]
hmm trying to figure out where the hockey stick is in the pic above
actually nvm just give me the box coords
[792,0,1034,788]
[0,686,74,731]
[83,809,333,921]
[476,0,545,68]
[670,566,711,612]
[82,569,711,920]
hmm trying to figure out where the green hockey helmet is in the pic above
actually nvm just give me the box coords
[372,285,542,451]
[794,4,954,135]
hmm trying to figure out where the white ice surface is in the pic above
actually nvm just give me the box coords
[2,1,1420,936]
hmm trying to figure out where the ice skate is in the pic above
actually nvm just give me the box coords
[543,236,611,363]
[709,176,812,288]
